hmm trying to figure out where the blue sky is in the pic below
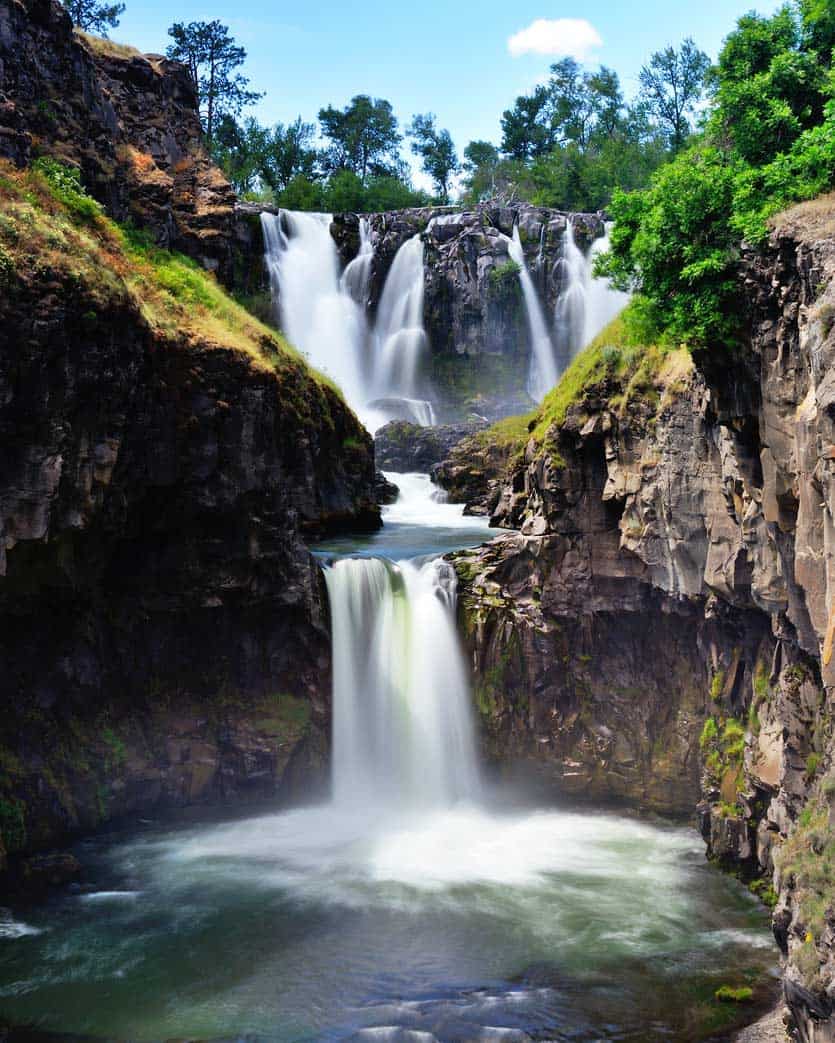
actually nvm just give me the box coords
[115,0,783,186]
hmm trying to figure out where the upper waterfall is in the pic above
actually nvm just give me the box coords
[261,210,367,409]
[507,226,558,404]
[261,210,434,431]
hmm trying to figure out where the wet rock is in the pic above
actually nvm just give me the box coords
[375,419,488,473]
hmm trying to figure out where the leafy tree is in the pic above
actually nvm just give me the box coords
[407,113,459,202]
[638,38,710,150]
[318,96,403,183]
[462,140,500,200]
[62,0,125,36]
[500,85,552,160]
[601,1,835,348]
[166,21,263,146]
[258,118,319,194]
[211,116,266,194]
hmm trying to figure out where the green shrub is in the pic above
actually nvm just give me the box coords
[32,157,101,224]
[700,717,718,748]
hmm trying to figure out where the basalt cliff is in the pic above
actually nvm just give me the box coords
[0,0,378,892]
[447,196,835,1040]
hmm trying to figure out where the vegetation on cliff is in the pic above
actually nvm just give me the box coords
[601,0,835,344]
[0,157,343,403]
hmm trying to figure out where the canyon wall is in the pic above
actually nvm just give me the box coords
[0,0,380,890]
[452,196,835,1037]
[0,0,236,276]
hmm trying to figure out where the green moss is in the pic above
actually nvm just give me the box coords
[700,717,718,748]
[748,876,778,909]
[257,693,311,736]
[710,670,725,701]
[715,985,753,1003]
[807,753,822,777]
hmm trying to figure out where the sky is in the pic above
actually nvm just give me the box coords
[114,0,784,187]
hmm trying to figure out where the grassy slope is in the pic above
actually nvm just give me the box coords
[0,159,341,398]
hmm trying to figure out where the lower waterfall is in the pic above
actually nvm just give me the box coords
[326,556,480,809]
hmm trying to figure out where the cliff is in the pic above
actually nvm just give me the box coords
[0,0,237,278]
[0,157,378,885]
[451,195,835,1037]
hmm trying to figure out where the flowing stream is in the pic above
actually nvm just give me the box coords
[0,474,776,1042]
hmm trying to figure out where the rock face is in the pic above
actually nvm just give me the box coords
[374,419,488,473]
[0,0,381,879]
[0,203,379,870]
[0,0,237,277]
[453,195,835,1033]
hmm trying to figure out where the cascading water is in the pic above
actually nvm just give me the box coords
[261,210,367,407]
[261,211,435,431]
[370,233,435,427]
[582,221,630,347]
[326,555,480,810]
[552,219,589,375]
[507,226,557,404]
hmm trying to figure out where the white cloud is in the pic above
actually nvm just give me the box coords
[507,18,602,61]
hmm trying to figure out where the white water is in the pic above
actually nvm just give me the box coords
[553,220,630,376]
[262,212,434,431]
[507,227,557,403]
[582,222,630,347]
[552,220,589,376]
[261,211,367,408]
[369,234,435,428]
[326,555,480,810]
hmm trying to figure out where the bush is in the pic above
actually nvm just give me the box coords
[32,157,101,224]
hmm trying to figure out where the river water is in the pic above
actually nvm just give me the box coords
[0,475,777,1042]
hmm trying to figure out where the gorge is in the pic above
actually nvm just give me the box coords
[1,0,835,1039]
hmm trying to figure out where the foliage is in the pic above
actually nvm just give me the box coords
[700,717,719,748]
[166,21,263,146]
[638,38,711,150]
[602,1,835,348]
[31,157,101,223]
[715,985,754,1003]
[62,0,124,35]
[469,56,672,209]
[407,113,459,203]
[318,95,403,184]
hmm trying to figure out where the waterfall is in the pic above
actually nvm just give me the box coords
[370,234,435,427]
[325,555,480,809]
[507,226,558,404]
[552,220,588,376]
[260,211,367,408]
[340,217,373,306]
[553,220,630,375]
[582,222,630,347]
[262,211,434,431]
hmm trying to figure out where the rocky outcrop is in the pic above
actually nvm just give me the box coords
[0,0,237,277]
[0,163,379,879]
[374,419,488,473]
[453,195,835,1035]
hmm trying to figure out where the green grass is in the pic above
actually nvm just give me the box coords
[715,985,753,1003]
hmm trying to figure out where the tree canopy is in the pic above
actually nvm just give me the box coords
[166,21,262,146]
[62,0,124,36]
[600,0,835,346]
